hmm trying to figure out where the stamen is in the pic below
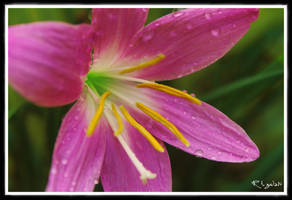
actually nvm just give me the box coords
[111,104,124,136]
[119,105,165,153]
[86,91,111,137]
[119,54,165,75]
[136,102,190,147]
[136,82,202,105]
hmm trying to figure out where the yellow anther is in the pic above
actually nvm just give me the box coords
[119,54,165,75]
[86,91,111,137]
[119,105,165,153]
[136,102,190,147]
[136,82,202,105]
[111,104,124,136]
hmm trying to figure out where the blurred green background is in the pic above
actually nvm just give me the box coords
[8,8,284,192]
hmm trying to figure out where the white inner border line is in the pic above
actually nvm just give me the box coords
[5,4,287,196]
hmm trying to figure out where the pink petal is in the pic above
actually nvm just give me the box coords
[101,122,172,191]
[122,8,259,80]
[134,89,259,163]
[46,94,107,192]
[8,22,94,107]
[91,8,148,64]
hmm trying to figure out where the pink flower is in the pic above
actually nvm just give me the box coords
[8,8,260,192]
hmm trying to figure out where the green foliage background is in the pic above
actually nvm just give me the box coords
[8,8,284,192]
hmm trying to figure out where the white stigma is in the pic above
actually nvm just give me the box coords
[103,106,157,184]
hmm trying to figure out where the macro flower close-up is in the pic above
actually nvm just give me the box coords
[7,7,285,193]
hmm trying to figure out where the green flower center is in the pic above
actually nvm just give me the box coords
[85,71,115,96]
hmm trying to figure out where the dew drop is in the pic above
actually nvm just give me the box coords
[107,13,116,20]
[211,29,219,37]
[61,159,68,165]
[191,116,196,120]
[96,31,103,36]
[154,22,160,27]
[94,179,99,184]
[205,13,211,20]
[186,23,193,30]
[142,31,154,42]
[174,12,183,17]
[194,149,204,157]
[211,156,216,160]
[170,31,177,37]
[217,151,222,155]
[51,167,57,174]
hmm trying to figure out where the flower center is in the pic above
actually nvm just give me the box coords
[84,53,202,184]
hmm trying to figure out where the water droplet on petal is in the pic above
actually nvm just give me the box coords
[190,93,195,97]
[211,29,219,37]
[170,31,177,37]
[195,149,204,157]
[182,90,187,93]
[205,13,211,20]
[94,179,99,184]
[174,12,183,17]
[51,167,57,174]
[154,22,160,27]
[142,31,154,42]
[96,31,103,36]
[61,159,68,165]
[186,23,193,30]
[211,156,216,160]
[107,13,116,20]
